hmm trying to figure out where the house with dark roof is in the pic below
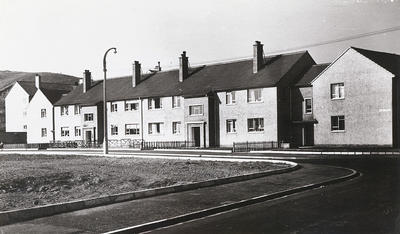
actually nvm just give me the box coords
[53,41,315,147]
[5,74,79,140]
[311,47,400,147]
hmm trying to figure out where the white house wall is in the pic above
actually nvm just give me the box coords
[313,48,394,146]
[5,83,30,132]
[26,90,54,143]
[54,105,86,142]
[217,87,278,147]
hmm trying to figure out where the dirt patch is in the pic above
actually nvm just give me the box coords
[0,154,288,211]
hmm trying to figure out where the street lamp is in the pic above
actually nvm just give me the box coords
[103,47,117,155]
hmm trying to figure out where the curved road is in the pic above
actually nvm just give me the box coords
[150,158,400,234]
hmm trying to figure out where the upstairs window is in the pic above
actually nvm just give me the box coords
[148,122,163,135]
[304,98,312,114]
[331,83,344,99]
[61,127,69,137]
[331,115,345,131]
[189,105,203,116]
[226,91,236,105]
[84,113,93,121]
[247,89,263,103]
[248,118,264,132]
[125,124,140,135]
[125,101,139,111]
[172,121,181,134]
[74,105,81,115]
[41,109,47,118]
[110,102,118,112]
[41,128,47,137]
[61,106,69,116]
[23,125,27,130]
[148,98,162,110]
[226,119,237,133]
[172,96,181,108]
[111,125,118,135]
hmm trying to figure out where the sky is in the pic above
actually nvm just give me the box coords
[0,0,399,80]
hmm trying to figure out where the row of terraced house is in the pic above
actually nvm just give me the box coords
[5,41,400,148]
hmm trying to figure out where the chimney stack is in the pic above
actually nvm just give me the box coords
[253,41,264,73]
[35,74,41,89]
[83,70,91,93]
[132,61,141,87]
[179,51,189,82]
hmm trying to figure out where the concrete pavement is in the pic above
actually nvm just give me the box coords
[0,164,354,234]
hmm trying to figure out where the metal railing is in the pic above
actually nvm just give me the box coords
[142,141,195,150]
[233,141,280,152]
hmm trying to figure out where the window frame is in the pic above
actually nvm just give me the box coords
[148,122,163,135]
[60,106,69,116]
[225,91,236,105]
[74,126,81,137]
[189,105,204,116]
[247,88,263,103]
[172,121,181,134]
[148,97,162,110]
[111,124,118,135]
[110,102,118,112]
[330,83,345,100]
[226,119,237,133]
[41,128,47,137]
[125,123,140,135]
[124,100,139,111]
[84,113,94,122]
[172,96,181,108]
[74,105,81,115]
[61,127,70,137]
[40,108,47,118]
[247,118,264,132]
[304,98,312,114]
[331,115,345,132]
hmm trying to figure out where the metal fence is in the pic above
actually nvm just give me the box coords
[233,141,280,152]
[142,141,195,150]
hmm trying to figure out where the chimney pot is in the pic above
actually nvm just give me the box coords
[132,61,141,87]
[179,51,189,82]
[83,70,92,93]
[253,41,264,73]
[35,74,41,89]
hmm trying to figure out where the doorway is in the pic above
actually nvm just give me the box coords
[193,127,201,147]
[85,130,92,143]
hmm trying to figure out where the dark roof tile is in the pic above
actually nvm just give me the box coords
[295,63,330,87]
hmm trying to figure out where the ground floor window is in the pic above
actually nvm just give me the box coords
[331,115,345,131]
[248,118,264,132]
[125,124,140,135]
[172,121,181,134]
[41,128,47,137]
[148,122,163,134]
[226,119,237,133]
[75,126,81,136]
[111,125,118,135]
[61,127,69,137]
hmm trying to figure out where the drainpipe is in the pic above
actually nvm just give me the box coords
[140,97,144,149]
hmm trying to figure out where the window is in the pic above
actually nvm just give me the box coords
[125,124,140,135]
[172,96,181,108]
[172,121,181,134]
[74,105,81,115]
[148,123,163,134]
[61,106,69,116]
[189,105,203,116]
[111,125,118,135]
[61,127,69,137]
[84,113,93,121]
[110,102,118,112]
[148,98,162,109]
[247,88,263,103]
[226,91,236,105]
[248,118,264,132]
[304,98,312,114]
[41,128,47,137]
[125,101,139,111]
[41,109,46,118]
[75,126,81,136]
[23,125,27,130]
[226,119,237,133]
[331,83,344,99]
[331,115,345,131]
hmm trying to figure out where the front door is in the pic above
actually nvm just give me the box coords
[193,127,201,147]
[85,130,92,143]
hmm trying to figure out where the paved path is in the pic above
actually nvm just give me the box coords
[0,164,351,234]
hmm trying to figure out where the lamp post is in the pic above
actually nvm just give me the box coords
[103,47,117,155]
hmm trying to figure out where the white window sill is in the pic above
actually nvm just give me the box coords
[304,112,313,115]
[248,101,263,104]
[331,130,346,133]
[331,98,345,101]
[226,103,236,106]
[248,130,265,134]
[189,114,204,116]
[172,107,182,109]
[148,108,163,111]
[227,131,237,134]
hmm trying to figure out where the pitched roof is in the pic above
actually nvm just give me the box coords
[295,63,330,87]
[55,51,312,106]
[18,81,76,97]
[352,47,400,77]
[0,71,79,92]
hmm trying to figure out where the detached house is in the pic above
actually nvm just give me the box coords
[312,47,400,147]
[53,41,315,147]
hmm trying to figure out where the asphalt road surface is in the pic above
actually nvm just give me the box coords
[150,158,400,234]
